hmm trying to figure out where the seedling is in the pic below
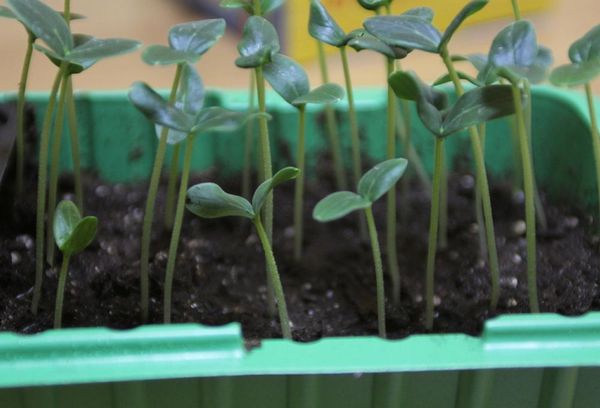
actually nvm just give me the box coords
[262,52,344,259]
[7,0,140,315]
[187,167,300,339]
[313,158,408,338]
[129,68,254,323]
[389,71,518,329]
[365,0,502,312]
[139,18,226,322]
[550,25,600,233]
[220,0,284,15]
[52,200,97,329]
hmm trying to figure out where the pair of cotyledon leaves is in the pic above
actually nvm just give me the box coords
[187,167,299,220]
[220,0,284,16]
[0,5,83,37]
[6,0,140,74]
[313,158,408,222]
[53,200,97,257]
[142,19,226,66]
[129,65,256,144]
[550,25,600,87]
[389,71,518,138]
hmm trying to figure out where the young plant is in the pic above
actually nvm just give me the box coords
[550,25,600,231]
[52,200,97,329]
[129,68,253,323]
[139,18,226,322]
[478,20,555,313]
[262,52,344,259]
[389,71,518,329]
[365,0,503,312]
[186,167,300,339]
[7,0,140,315]
[313,158,408,338]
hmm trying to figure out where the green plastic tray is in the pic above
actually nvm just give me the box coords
[0,86,599,408]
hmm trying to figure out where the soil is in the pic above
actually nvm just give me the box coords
[1,104,599,342]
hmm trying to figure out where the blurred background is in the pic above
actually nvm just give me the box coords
[0,0,598,92]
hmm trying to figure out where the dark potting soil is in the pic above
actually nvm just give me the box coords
[0,104,599,341]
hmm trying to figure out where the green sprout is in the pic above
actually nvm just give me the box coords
[313,158,408,338]
[187,167,300,339]
[262,52,344,260]
[52,200,97,329]
[129,67,253,323]
[390,71,519,329]
[7,0,140,315]
[550,25,600,232]
[139,18,226,322]
[356,0,392,13]
[365,0,503,312]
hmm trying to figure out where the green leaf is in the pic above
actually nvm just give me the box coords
[357,0,391,11]
[261,0,286,15]
[357,158,408,202]
[438,0,488,52]
[550,59,600,87]
[569,24,600,63]
[34,34,92,74]
[347,29,409,59]
[187,183,254,219]
[7,0,73,56]
[235,16,280,68]
[193,107,253,134]
[292,83,344,106]
[53,200,97,256]
[252,167,300,214]
[142,45,200,65]
[308,0,347,47]
[364,15,441,53]
[0,5,17,19]
[313,191,371,222]
[219,0,284,15]
[263,54,310,105]
[441,84,516,136]
[65,38,141,70]
[433,71,483,87]
[168,19,226,56]
[220,0,253,14]
[488,20,537,72]
[129,82,195,133]
[402,7,434,22]
[452,53,488,72]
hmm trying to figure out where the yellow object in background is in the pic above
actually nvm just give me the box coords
[286,0,554,61]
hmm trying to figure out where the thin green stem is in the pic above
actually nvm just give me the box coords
[254,217,292,339]
[46,73,70,266]
[164,143,180,230]
[66,78,83,212]
[512,82,539,313]
[438,142,448,249]
[317,40,347,190]
[53,253,70,329]
[242,71,257,199]
[64,0,71,23]
[510,0,522,20]
[163,133,195,323]
[252,0,262,15]
[32,65,65,315]
[442,49,500,311]
[15,36,34,196]
[426,138,443,330]
[293,106,306,260]
[340,46,367,239]
[385,58,400,304]
[139,64,183,323]
[364,206,386,338]
[509,115,524,190]
[585,83,600,235]
[475,124,488,259]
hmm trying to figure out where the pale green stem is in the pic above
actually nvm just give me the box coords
[253,0,262,15]
[509,115,524,190]
[317,40,347,190]
[585,83,600,235]
[438,143,448,250]
[242,71,257,199]
[164,143,180,230]
[512,82,539,313]
[475,124,488,259]
[32,65,65,315]
[254,217,292,339]
[15,36,34,196]
[340,46,367,238]
[364,206,386,338]
[163,133,195,323]
[293,106,306,260]
[385,58,400,304]
[140,64,183,322]
[66,78,83,212]
[426,138,443,330]
[64,0,71,23]
[511,0,522,20]
[53,253,70,329]
[45,71,70,267]
[442,49,500,311]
